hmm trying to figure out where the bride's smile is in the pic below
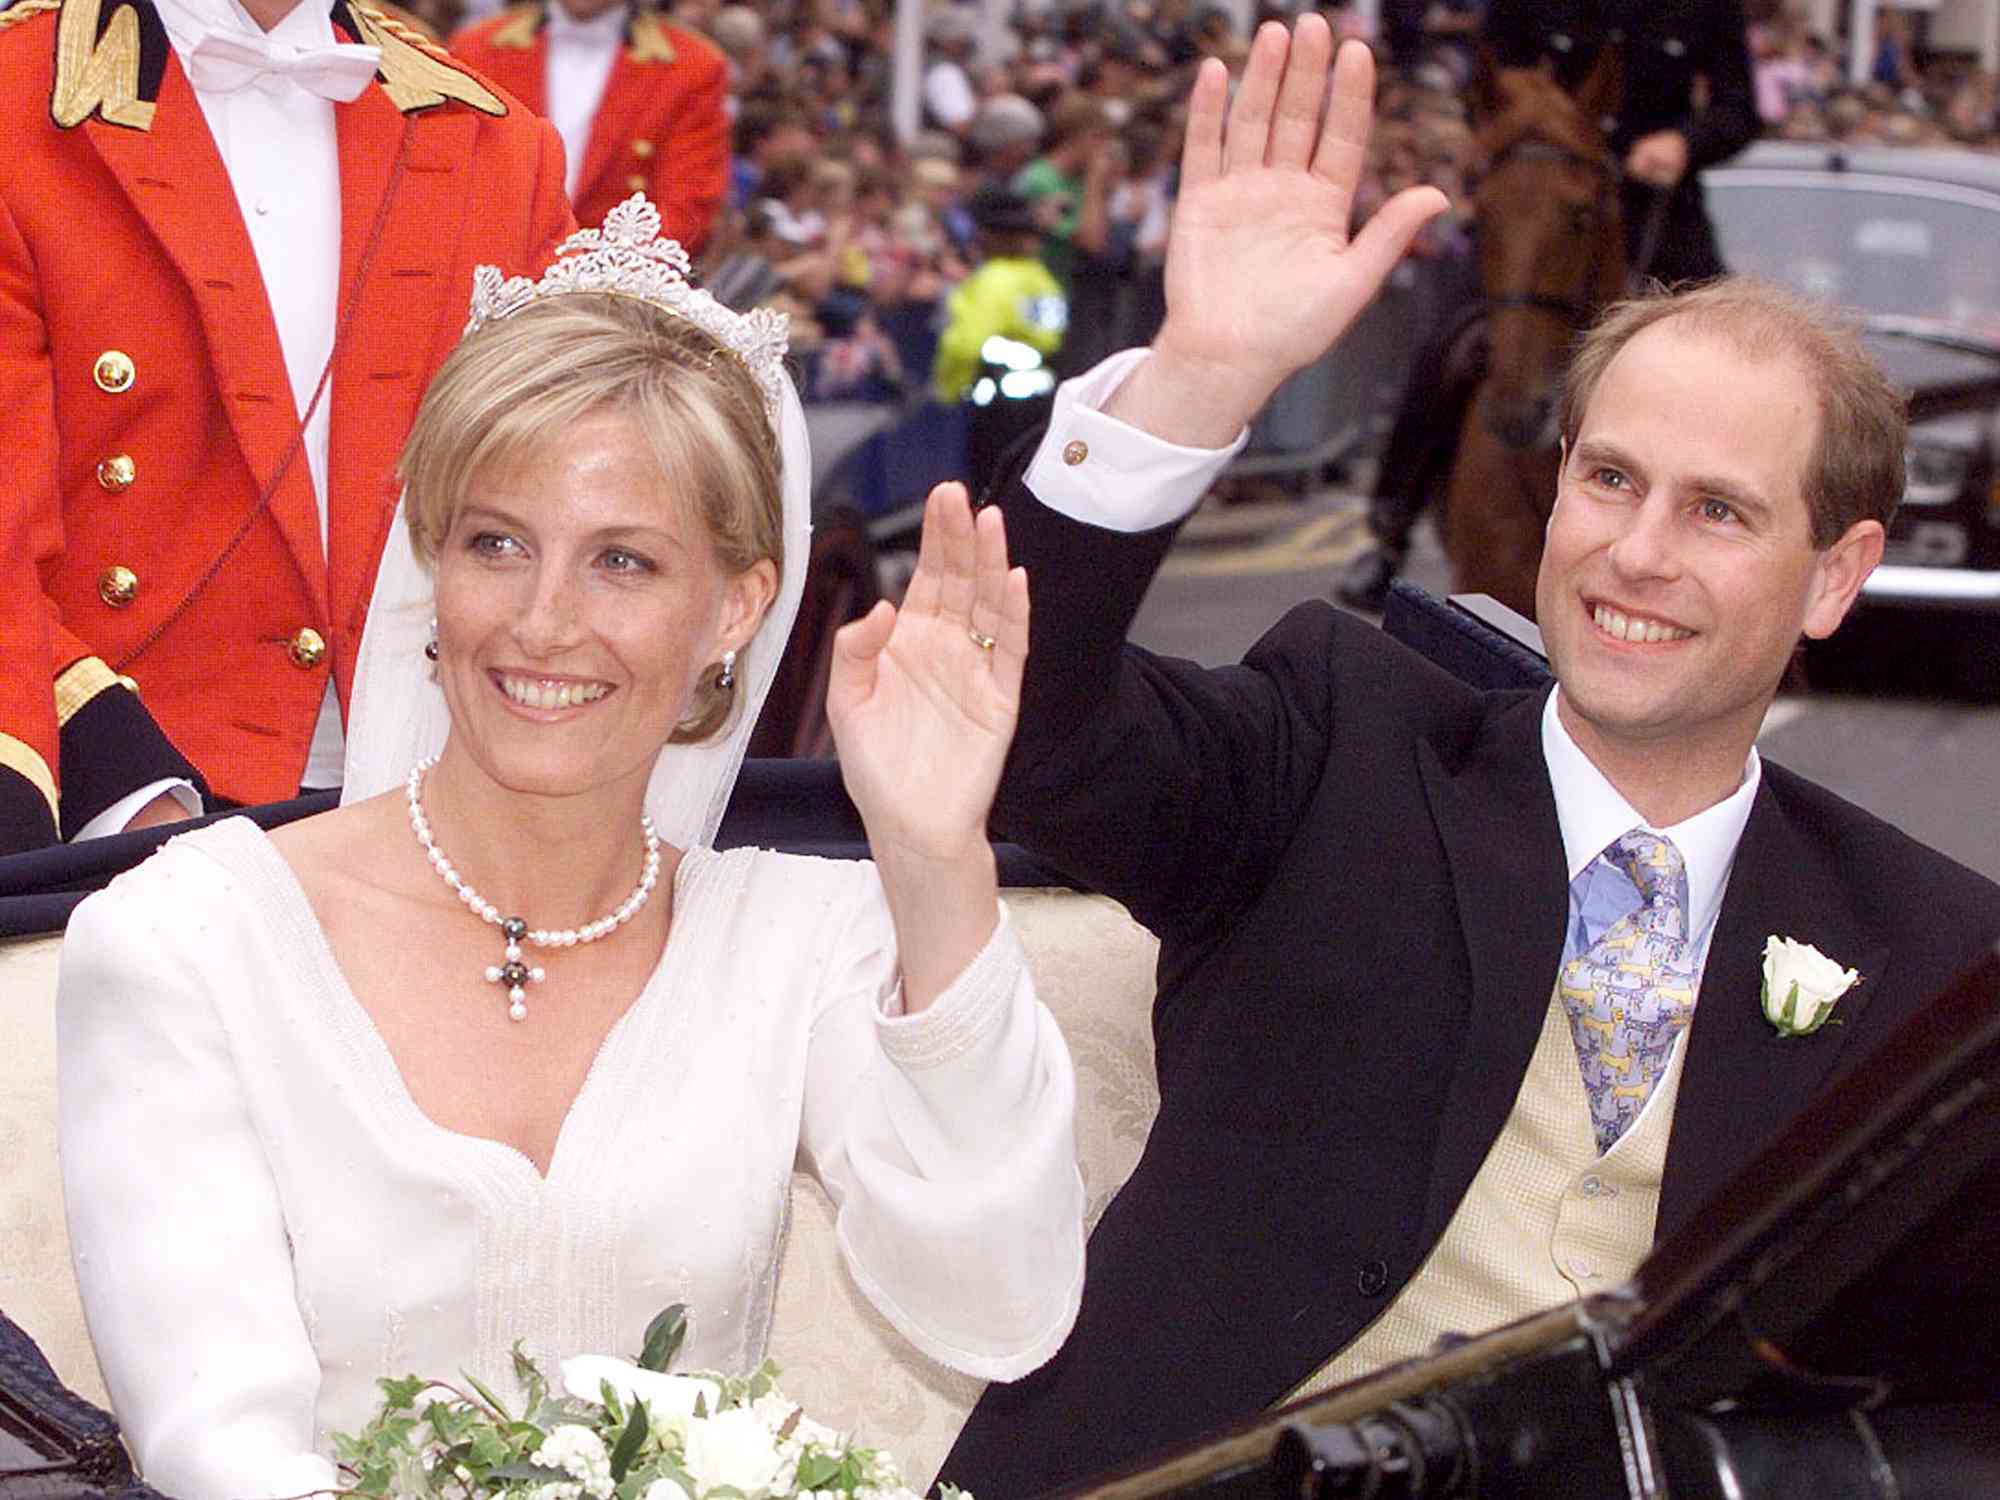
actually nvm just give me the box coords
[492,671,616,713]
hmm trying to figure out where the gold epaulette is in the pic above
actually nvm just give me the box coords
[626,10,677,63]
[48,0,156,130]
[350,0,505,114]
[487,1,540,49]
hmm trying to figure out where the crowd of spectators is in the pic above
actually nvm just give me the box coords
[397,0,2000,421]
[1754,8,2000,148]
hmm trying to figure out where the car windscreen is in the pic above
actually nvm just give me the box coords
[1705,170,2000,344]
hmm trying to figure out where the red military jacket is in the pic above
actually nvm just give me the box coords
[0,0,576,851]
[452,2,728,255]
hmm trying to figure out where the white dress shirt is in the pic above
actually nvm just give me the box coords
[541,2,625,201]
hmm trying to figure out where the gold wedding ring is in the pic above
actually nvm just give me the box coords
[968,628,998,652]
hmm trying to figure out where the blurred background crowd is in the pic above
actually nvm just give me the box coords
[401,0,2000,423]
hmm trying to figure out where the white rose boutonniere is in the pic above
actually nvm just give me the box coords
[1761,936,1859,1037]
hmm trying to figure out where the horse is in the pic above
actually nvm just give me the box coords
[1441,49,1629,621]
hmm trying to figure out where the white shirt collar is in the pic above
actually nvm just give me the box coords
[1541,686,1761,945]
[155,0,337,53]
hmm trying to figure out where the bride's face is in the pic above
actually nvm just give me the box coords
[432,410,776,801]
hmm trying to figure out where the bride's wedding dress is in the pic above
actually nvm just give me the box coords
[58,823,1082,1500]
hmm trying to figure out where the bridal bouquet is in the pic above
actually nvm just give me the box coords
[332,1308,964,1500]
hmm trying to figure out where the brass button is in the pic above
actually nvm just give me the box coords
[98,565,139,608]
[93,350,136,393]
[288,626,327,669]
[631,139,655,159]
[97,454,136,492]
[626,173,648,192]
[1062,439,1088,466]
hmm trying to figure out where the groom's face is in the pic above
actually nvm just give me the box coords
[1536,319,1867,769]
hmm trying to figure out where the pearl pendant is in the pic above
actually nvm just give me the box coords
[405,756,660,1026]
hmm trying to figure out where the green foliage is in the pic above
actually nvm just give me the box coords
[326,1305,964,1500]
[638,1306,688,1373]
[608,1401,649,1481]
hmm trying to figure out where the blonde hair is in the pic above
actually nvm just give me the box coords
[399,294,784,742]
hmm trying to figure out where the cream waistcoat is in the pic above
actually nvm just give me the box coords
[1291,981,1687,1399]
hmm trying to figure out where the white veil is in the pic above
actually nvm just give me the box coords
[339,375,813,852]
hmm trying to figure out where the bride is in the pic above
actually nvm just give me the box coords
[56,200,1082,1500]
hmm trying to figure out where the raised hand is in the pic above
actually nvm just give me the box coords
[1107,16,1450,445]
[825,483,1029,1011]
[826,482,1028,867]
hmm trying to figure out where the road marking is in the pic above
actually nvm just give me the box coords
[1161,508,1370,578]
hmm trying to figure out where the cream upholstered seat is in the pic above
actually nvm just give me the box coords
[0,886,1159,1492]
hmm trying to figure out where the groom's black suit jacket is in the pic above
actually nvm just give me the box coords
[940,486,2000,1497]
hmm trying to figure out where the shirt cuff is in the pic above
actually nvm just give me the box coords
[873,905,1023,1070]
[1022,348,1251,533]
[71,778,201,843]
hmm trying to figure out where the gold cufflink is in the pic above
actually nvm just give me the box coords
[1062,440,1088,466]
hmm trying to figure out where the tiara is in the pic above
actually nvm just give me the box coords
[464,194,790,420]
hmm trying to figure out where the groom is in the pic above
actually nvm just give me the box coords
[939,16,2000,1495]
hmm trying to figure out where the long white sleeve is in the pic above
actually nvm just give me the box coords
[57,845,339,1500]
[797,876,1085,1382]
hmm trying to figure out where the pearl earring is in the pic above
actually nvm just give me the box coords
[717,649,737,691]
[425,617,440,662]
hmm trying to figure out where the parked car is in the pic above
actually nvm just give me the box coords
[1703,141,2000,690]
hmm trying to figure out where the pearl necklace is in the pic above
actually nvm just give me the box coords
[405,755,662,1022]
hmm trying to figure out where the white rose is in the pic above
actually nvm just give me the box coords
[1761,936,1858,1036]
[683,1408,784,1496]
[560,1356,723,1436]
[642,1479,693,1500]
[538,1424,615,1500]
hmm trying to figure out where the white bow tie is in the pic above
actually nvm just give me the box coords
[185,29,381,99]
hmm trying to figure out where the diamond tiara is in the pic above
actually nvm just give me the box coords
[463,194,790,421]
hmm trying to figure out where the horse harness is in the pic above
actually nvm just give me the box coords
[1480,137,1627,330]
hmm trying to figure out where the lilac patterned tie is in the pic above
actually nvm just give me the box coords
[1557,830,1698,1153]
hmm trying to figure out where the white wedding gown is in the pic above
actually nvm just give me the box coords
[57,819,1084,1500]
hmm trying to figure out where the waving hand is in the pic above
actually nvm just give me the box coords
[1108,17,1450,444]
[825,485,1027,1009]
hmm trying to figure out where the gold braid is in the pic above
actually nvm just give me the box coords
[356,3,453,61]
[0,0,64,35]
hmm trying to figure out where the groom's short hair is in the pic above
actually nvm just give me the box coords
[1560,277,1908,548]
